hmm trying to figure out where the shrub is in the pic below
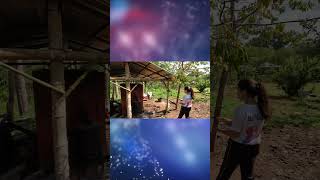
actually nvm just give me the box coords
[273,57,320,97]
[195,75,210,93]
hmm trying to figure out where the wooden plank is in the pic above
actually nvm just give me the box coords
[0,48,105,62]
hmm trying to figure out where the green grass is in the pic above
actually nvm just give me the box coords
[215,82,320,127]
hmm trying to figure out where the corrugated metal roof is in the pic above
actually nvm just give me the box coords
[110,62,174,81]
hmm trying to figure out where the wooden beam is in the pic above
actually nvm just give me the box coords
[48,0,70,179]
[110,77,167,81]
[0,61,65,94]
[110,81,131,92]
[125,63,132,118]
[64,71,89,98]
[0,48,105,62]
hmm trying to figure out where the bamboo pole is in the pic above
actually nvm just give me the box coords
[110,81,131,92]
[64,71,89,97]
[124,63,132,118]
[165,81,170,113]
[48,0,70,179]
[111,83,115,101]
[14,63,29,116]
[0,61,65,94]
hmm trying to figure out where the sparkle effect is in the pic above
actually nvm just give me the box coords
[110,119,210,180]
[110,0,210,61]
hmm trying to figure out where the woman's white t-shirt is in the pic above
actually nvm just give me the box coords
[230,104,264,145]
[182,94,192,108]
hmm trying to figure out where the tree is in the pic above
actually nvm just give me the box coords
[273,56,320,96]
[195,74,210,93]
[211,0,320,155]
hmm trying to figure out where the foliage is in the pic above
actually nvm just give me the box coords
[154,61,210,89]
[273,56,320,96]
[195,74,210,93]
[248,25,305,49]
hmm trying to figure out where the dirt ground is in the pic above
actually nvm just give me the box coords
[212,126,320,180]
[142,99,210,118]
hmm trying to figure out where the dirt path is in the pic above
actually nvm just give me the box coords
[212,126,320,180]
[143,99,210,118]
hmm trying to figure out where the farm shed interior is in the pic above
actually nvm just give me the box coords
[0,0,109,180]
[110,62,174,118]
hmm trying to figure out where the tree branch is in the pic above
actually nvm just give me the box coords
[238,16,320,27]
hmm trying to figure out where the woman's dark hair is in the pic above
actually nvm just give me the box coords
[184,86,194,99]
[238,80,271,120]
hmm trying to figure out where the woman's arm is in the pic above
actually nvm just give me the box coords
[218,128,240,139]
[217,117,232,126]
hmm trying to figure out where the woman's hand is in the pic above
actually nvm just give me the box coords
[217,128,240,139]
[216,117,231,122]
[216,117,232,126]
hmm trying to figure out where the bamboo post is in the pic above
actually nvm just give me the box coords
[115,82,119,100]
[111,83,115,101]
[14,63,29,116]
[48,0,70,179]
[165,81,170,113]
[124,63,132,118]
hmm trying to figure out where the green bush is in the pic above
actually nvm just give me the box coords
[273,57,320,97]
[195,75,210,93]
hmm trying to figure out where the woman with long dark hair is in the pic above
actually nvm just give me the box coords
[216,79,271,180]
[178,86,194,118]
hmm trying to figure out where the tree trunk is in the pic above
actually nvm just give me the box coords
[7,71,15,121]
[48,0,70,179]
[211,67,229,151]
[175,84,181,110]
[211,0,236,154]
[15,64,29,116]
[175,62,184,110]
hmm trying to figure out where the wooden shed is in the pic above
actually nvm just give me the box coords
[110,62,174,118]
[0,0,109,179]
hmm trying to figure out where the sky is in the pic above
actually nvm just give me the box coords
[110,0,211,62]
[110,119,210,180]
